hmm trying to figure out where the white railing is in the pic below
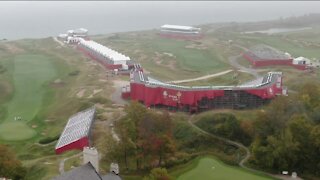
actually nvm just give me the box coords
[134,72,282,91]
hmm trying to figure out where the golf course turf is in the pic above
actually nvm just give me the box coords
[176,157,273,180]
[0,54,57,141]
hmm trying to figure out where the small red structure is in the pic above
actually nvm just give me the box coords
[243,44,307,70]
[55,107,96,154]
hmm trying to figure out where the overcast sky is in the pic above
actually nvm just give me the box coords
[1,1,320,39]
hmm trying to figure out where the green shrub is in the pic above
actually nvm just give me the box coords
[39,134,60,144]
[0,65,6,74]
[68,70,80,76]
[195,113,251,145]
[90,97,112,105]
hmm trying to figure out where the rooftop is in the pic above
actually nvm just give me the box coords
[247,44,292,60]
[53,162,102,180]
[52,162,122,180]
[55,107,95,150]
[79,38,130,62]
[161,24,200,31]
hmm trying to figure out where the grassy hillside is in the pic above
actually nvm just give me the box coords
[0,54,57,141]
[0,20,319,179]
[92,31,232,81]
[0,38,116,179]
[174,156,274,180]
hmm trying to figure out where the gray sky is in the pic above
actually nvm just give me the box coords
[1,1,320,39]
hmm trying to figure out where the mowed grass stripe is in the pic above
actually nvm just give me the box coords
[177,157,273,180]
[0,54,57,141]
[148,38,229,73]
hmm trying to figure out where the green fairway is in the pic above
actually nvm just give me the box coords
[148,38,228,73]
[94,33,231,80]
[177,157,273,180]
[0,54,57,141]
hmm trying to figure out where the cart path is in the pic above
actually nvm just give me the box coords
[166,43,259,85]
[228,54,261,78]
[167,69,233,84]
[187,116,302,180]
[111,80,129,105]
[59,152,82,174]
[187,116,250,168]
[53,37,65,46]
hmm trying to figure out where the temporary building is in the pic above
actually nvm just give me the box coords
[55,107,96,154]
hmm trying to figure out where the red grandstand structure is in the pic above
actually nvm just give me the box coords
[122,69,285,112]
[55,107,96,154]
[243,44,307,70]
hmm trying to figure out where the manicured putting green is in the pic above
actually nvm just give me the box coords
[177,157,272,180]
[0,54,56,141]
[0,122,36,141]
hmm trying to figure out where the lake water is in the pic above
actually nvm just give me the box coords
[243,27,313,35]
[1,1,320,40]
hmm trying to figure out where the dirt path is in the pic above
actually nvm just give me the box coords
[228,54,261,79]
[76,89,86,98]
[111,80,129,105]
[165,44,265,85]
[53,37,65,46]
[188,116,302,180]
[59,152,82,174]
[34,140,57,147]
[167,70,233,84]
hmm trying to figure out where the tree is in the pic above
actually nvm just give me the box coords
[299,83,320,111]
[311,125,320,148]
[251,137,275,169]
[137,111,176,168]
[250,83,320,176]
[125,101,147,126]
[298,83,320,123]
[196,113,248,144]
[123,101,147,170]
[0,145,26,180]
[143,168,173,180]
[310,125,320,175]
[266,129,299,170]
[117,118,137,170]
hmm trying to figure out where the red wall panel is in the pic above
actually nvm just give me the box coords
[130,77,283,109]
[55,137,89,154]
[242,53,306,70]
[131,82,226,107]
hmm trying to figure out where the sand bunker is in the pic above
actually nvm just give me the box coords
[76,89,86,98]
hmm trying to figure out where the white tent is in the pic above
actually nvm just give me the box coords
[293,56,310,65]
